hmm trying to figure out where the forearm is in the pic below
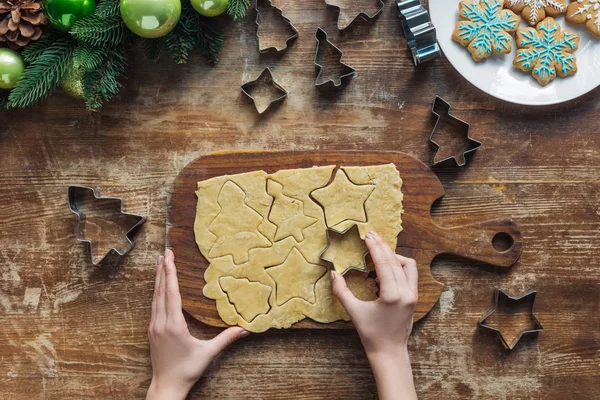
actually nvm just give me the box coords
[367,347,417,400]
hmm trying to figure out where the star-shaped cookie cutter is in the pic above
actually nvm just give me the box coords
[430,96,482,167]
[255,0,298,54]
[324,0,385,31]
[319,224,370,276]
[68,185,146,265]
[314,28,356,88]
[479,288,544,350]
[397,0,441,65]
[241,68,288,114]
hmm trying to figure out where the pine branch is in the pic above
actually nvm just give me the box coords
[165,0,199,64]
[21,32,63,62]
[83,46,127,112]
[95,0,120,18]
[227,0,251,20]
[0,89,9,111]
[141,38,164,62]
[7,37,75,109]
[197,17,223,64]
[73,42,109,71]
[71,15,128,47]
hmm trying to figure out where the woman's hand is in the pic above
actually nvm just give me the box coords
[146,249,250,400]
[330,230,418,400]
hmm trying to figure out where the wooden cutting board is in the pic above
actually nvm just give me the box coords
[167,151,523,329]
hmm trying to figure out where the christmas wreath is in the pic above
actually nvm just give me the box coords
[0,0,250,111]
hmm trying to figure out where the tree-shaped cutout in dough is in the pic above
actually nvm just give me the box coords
[320,224,369,275]
[208,181,272,264]
[266,248,327,306]
[219,276,272,323]
[311,169,375,228]
[267,179,317,242]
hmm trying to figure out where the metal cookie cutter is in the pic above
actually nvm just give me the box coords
[241,68,288,114]
[68,185,146,265]
[430,96,481,167]
[314,28,356,88]
[479,288,544,350]
[324,0,385,31]
[319,224,370,275]
[397,0,441,65]
[255,0,298,54]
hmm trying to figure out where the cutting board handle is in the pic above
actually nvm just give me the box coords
[436,218,523,267]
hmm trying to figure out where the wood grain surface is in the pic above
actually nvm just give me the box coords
[1,0,599,398]
[168,150,523,328]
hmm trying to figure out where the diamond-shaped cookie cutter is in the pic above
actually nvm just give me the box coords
[397,0,441,65]
[68,185,146,265]
[319,223,370,275]
[479,288,544,350]
[430,96,482,167]
[325,0,385,31]
[241,68,288,114]
[314,28,356,88]
[255,0,298,53]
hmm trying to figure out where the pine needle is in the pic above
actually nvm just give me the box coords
[70,15,128,47]
[83,46,127,112]
[197,17,224,64]
[73,42,109,71]
[21,32,63,63]
[227,0,251,20]
[165,0,199,64]
[0,89,9,111]
[7,37,75,109]
[141,38,164,62]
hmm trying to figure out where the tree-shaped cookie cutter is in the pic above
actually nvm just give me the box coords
[479,288,544,350]
[319,224,370,275]
[430,96,482,167]
[324,0,385,31]
[397,0,441,65]
[314,28,356,88]
[255,0,298,53]
[68,185,146,265]
[241,68,289,114]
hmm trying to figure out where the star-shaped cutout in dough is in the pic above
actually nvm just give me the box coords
[266,248,327,306]
[311,169,375,228]
[267,179,317,242]
[479,289,543,350]
[319,224,369,275]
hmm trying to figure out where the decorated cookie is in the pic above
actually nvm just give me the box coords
[513,17,580,85]
[566,0,600,38]
[504,0,567,26]
[452,0,521,61]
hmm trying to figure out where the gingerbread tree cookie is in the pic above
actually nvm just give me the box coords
[566,0,600,38]
[452,0,522,61]
[504,0,567,26]
[513,17,580,85]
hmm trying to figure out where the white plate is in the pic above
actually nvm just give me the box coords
[429,0,600,105]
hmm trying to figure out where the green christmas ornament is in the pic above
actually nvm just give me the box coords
[44,0,96,32]
[60,62,85,99]
[191,0,228,17]
[120,0,181,39]
[0,48,25,90]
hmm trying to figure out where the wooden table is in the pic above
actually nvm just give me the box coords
[1,1,598,398]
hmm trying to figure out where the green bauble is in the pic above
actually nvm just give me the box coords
[44,0,96,32]
[0,48,25,90]
[120,0,181,39]
[191,0,228,17]
[61,62,85,99]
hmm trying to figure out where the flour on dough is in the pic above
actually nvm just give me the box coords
[195,164,403,332]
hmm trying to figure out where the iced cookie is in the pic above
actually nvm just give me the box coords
[504,0,567,26]
[566,0,600,38]
[452,0,521,61]
[513,17,579,86]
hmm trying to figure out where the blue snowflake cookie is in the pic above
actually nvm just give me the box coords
[452,0,521,61]
[513,17,580,86]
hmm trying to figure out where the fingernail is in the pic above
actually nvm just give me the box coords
[240,330,251,338]
[371,230,378,237]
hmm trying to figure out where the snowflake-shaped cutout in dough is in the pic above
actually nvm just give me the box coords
[566,0,600,38]
[513,17,580,86]
[504,0,567,26]
[452,0,522,61]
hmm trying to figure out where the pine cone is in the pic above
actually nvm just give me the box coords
[0,0,47,49]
